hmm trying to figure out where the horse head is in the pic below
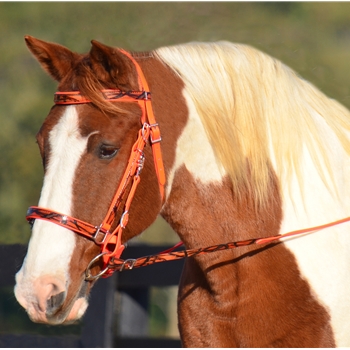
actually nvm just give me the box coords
[14,36,166,324]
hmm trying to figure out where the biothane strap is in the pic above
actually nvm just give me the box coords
[119,49,166,199]
[96,215,350,276]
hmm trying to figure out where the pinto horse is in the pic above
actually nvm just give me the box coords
[15,36,350,347]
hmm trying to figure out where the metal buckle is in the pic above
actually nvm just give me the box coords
[119,258,137,271]
[149,123,162,144]
[92,224,109,245]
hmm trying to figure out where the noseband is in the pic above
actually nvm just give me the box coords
[26,49,166,280]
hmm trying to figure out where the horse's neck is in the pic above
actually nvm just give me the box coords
[146,47,350,345]
[159,87,350,346]
[160,133,337,347]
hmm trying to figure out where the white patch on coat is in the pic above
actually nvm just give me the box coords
[165,91,226,198]
[15,106,89,308]
[278,109,350,347]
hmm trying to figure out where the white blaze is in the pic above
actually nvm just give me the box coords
[16,106,88,292]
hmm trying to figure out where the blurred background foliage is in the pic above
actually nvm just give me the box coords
[1,2,350,244]
[1,0,350,341]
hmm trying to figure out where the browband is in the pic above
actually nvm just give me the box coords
[54,89,151,105]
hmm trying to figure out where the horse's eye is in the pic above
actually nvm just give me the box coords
[99,145,119,159]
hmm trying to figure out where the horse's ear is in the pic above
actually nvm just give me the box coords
[24,36,78,82]
[89,40,136,88]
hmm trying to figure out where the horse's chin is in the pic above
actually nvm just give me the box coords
[47,278,91,325]
[60,297,89,324]
[27,297,89,325]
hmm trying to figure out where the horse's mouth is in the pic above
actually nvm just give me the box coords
[26,296,88,325]
[54,297,89,325]
[24,279,91,325]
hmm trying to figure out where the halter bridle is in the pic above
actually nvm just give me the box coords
[26,49,350,282]
[26,49,166,280]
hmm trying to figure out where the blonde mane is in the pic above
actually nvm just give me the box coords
[156,42,350,206]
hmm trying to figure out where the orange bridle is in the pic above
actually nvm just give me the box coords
[26,49,166,279]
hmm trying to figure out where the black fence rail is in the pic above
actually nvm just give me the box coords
[0,244,183,348]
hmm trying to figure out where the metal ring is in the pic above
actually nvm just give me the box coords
[85,252,109,281]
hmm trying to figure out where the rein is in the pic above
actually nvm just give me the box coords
[104,215,350,274]
[26,49,350,281]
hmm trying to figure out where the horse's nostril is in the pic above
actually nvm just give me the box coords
[46,291,66,315]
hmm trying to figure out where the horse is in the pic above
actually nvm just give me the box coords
[14,35,350,347]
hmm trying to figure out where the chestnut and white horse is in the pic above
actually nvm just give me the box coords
[15,36,350,347]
